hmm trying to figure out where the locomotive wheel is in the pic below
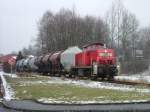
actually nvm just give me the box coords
[101,76,105,81]
[107,75,114,81]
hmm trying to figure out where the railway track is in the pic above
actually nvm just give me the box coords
[112,79,150,87]
[75,76,150,87]
[67,75,150,88]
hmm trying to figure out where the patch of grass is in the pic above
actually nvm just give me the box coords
[4,75,150,103]
[12,83,150,101]
[5,75,50,83]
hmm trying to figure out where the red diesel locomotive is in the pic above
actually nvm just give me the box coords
[72,43,118,79]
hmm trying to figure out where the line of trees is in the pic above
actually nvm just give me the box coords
[35,8,109,55]
[21,0,150,62]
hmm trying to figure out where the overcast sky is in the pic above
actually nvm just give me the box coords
[0,0,150,54]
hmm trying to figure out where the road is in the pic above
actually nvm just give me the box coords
[0,103,22,112]
[1,100,150,112]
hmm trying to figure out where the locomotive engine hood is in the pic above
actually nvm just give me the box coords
[96,49,116,65]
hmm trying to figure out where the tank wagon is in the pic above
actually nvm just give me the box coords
[28,57,38,72]
[41,53,52,73]
[16,43,118,80]
[60,46,82,76]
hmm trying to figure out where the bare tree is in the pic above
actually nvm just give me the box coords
[120,11,139,60]
[138,26,150,58]
[105,0,125,49]
[106,0,139,60]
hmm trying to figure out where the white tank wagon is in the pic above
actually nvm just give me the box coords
[20,55,33,71]
[23,58,30,71]
[16,60,21,72]
[28,57,38,72]
[60,46,82,73]
[18,59,25,72]
[25,56,34,71]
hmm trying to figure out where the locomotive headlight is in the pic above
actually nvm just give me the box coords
[99,53,106,57]
[99,53,104,57]
[117,65,120,68]
[108,53,112,57]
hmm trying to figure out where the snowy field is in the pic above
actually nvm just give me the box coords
[1,71,150,104]
[0,72,16,100]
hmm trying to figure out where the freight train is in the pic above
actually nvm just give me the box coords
[16,43,118,80]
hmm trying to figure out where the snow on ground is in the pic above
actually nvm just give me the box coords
[1,70,150,102]
[3,72,18,78]
[115,67,150,83]
[17,77,150,93]
[38,98,149,104]
[58,78,150,93]
[0,72,15,101]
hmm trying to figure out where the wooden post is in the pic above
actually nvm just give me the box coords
[11,64,13,77]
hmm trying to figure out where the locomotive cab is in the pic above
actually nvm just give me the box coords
[75,43,118,80]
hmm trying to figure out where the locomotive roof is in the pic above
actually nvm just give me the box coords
[83,42,104,48]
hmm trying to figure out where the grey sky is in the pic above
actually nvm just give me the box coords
[0,0,150,54]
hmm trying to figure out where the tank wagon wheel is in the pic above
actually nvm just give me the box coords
[68,73,73,78]
[70,68,77,79]
[70,75,75,78]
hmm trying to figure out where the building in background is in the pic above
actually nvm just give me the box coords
[0,55,16,73]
